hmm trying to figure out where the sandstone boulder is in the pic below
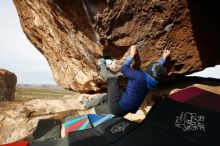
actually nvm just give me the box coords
[0,69,17,101]
[13,0,220,92]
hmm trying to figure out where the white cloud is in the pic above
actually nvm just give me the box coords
[190,65,220,79]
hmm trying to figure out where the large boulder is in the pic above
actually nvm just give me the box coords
[0,69,17,101]
[13,0,220,92]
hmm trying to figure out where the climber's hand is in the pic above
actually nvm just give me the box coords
[162,49,170,60]
[130,45,137,58]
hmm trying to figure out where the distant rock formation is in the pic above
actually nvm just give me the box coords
[13,0,220,92]
[0,69,17,101]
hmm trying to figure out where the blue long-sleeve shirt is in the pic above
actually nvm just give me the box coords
[118,56,165,113]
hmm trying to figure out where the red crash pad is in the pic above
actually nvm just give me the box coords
[1,141,29,146]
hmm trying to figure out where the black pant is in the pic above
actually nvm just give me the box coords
[107,77,127,117]
[100,64,127,117]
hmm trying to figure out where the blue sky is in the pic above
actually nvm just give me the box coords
[0,1,219,86]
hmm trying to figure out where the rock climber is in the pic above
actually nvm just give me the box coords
[97,45,170,116]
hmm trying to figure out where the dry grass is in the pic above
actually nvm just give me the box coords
[15,86,76,101]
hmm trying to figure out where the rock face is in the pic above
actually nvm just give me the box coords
[0,69,17,101]
[13,0,220,92]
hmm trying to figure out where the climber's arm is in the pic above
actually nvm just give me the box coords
[159,50,170,65]
[120,45,140,79]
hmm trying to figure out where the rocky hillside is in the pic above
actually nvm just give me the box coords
[13,0,220,92]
